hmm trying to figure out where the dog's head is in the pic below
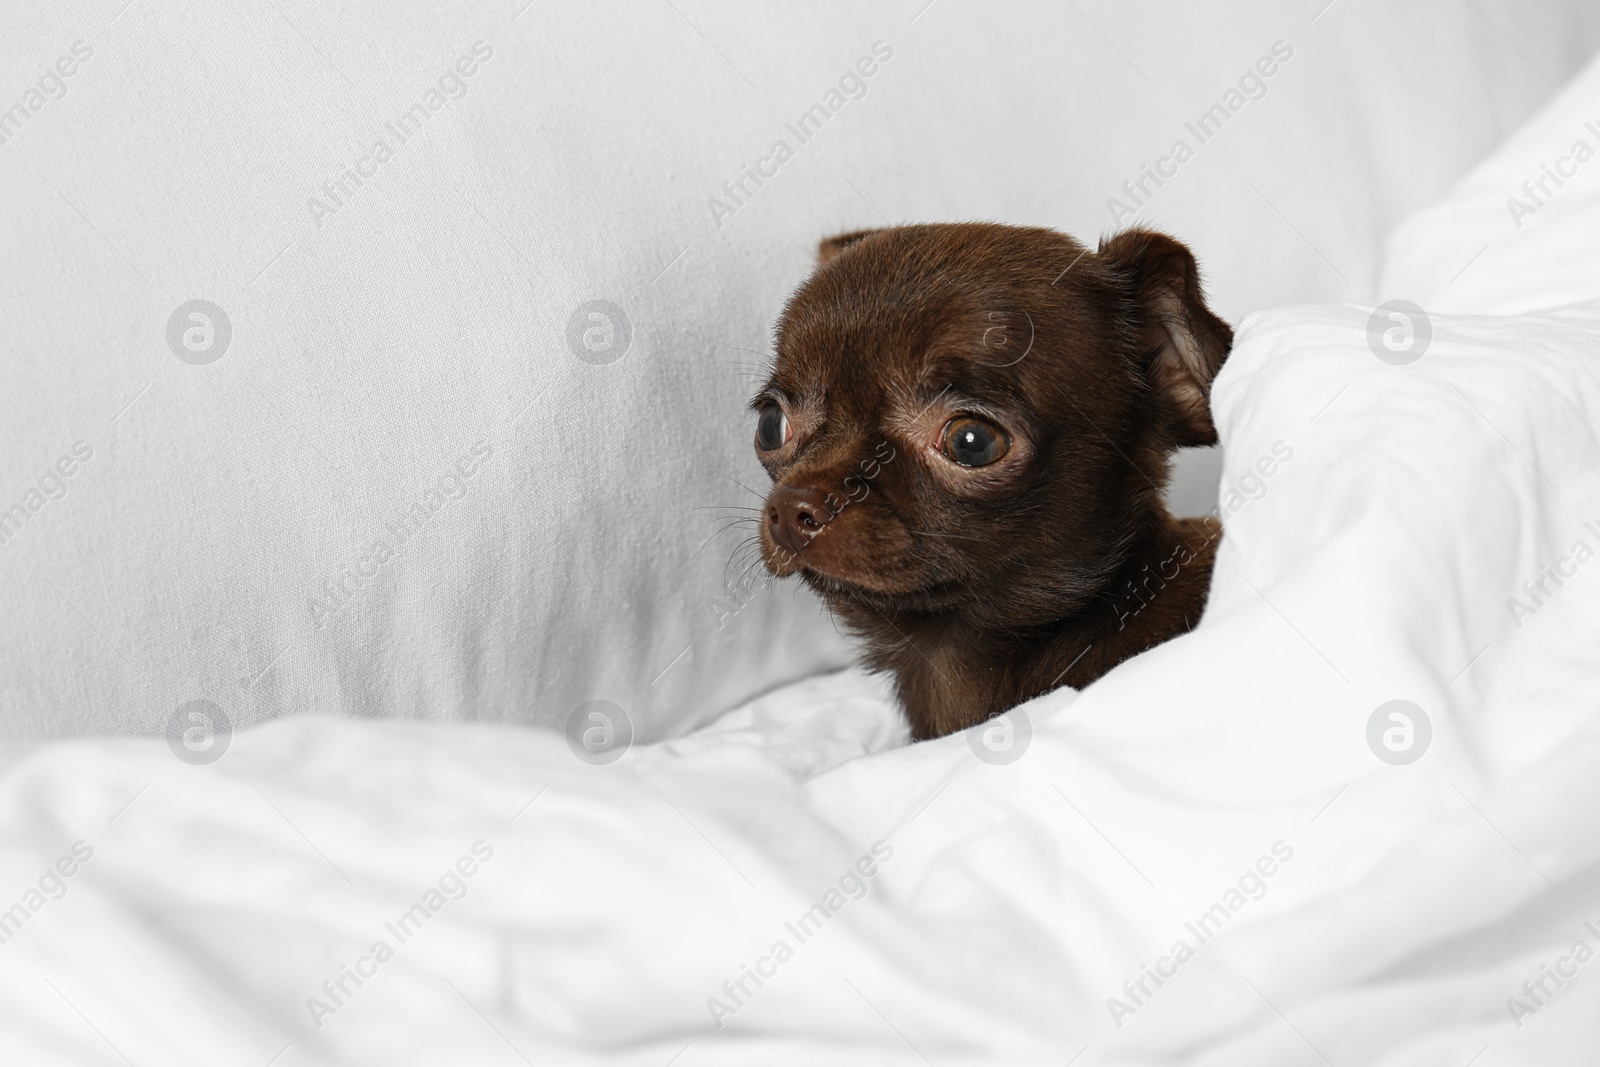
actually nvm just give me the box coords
[753,223,1231,629]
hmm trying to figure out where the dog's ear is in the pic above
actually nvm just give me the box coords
[818,229,885,265]
[1097,229,1233,447]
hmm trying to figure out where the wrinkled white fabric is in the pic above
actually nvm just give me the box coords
[4,301,1599,1064]
[1382,50,1600,316]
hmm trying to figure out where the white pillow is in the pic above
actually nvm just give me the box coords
[1381,49,1600,315]
[2,0,1597,741]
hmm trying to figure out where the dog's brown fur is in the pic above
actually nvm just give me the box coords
[752,223,1232,740]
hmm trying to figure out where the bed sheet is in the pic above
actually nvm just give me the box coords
[5,301,1600,1064]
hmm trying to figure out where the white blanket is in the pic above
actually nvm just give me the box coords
[1381,49,1600,316]
[4,301,1600,1065]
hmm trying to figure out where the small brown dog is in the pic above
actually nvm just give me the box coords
[752,223,1232,740]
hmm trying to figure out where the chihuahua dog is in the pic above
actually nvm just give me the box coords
[752,223,1232,740]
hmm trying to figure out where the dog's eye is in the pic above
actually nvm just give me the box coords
[755,403,792,451]
[941,417,1008,467]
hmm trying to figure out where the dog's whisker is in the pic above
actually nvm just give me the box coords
[907,528,982,542]
[724,475,766,502]
[729,554,769,600]
[721,536,766,586]
[721,345,775,361]
[695,518,763,560]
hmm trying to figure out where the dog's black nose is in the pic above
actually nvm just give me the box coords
[767,486,835,555]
